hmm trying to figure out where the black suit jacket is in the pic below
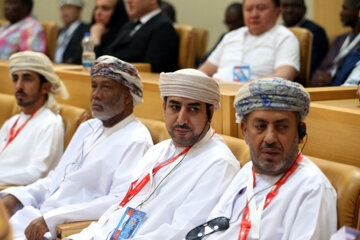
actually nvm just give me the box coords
[60,22,90,65]
[300,19,328,77]
[102,13,179,73]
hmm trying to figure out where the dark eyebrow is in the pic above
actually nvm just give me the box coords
[168,99,181,105]
[187,102,201,107]
[253,118,290,124]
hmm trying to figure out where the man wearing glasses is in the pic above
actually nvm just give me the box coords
[186,78,337,240]
[67,69,240,240]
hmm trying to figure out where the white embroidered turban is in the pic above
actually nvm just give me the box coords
[159,69,221,110]
[234,77,311,123]
[9,51,69,114]
[91,55,143,106]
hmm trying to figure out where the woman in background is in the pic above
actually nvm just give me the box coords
[91,0,128,56]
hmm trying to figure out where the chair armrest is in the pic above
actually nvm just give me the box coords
[56,220,94,240]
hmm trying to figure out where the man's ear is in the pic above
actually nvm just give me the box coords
[41,82,52,95]
[124,90,133,105]
[240,120,249,144]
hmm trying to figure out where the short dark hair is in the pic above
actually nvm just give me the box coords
[20,0,33,13]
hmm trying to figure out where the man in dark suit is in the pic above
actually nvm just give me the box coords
[55,0,89,64]
[281,0,329,77]
[99,0,179,73]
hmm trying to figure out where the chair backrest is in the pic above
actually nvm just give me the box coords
[138,118,170,144]
[59,104,89,149]
[174,24,197,69]
[40,21,59,61]
[288,27,313,87]
[0,200,12,240]
[309,156,360,229]
[219,134,250,167]
[194,28,208,64]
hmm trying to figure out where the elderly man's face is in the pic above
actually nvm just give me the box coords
[60,5,81,27]
[243,0,281,35]
[241,110,300,176]
[91,76,132,125]
[12,70,49,114]
[164,96,213,147]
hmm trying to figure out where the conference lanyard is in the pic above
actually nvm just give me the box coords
[238,153,303,240]
[1,108,41,152]
[118,129,216,208]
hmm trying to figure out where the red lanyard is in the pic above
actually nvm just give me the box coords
[238,153,303,240]
[1,108,40,152]
[119,129,216,208]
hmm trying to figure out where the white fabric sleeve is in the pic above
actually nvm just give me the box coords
[132,159,239,240]
[43,140,152,238]
[288,184,337,240]
[0,118,64,185]
[274,32,300,72]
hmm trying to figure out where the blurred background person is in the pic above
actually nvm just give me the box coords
[91,0,129,56]
[55,0,90,64]
[199,2,244,66]
[281,0,328,78]
[0,0,45,59]
[312,0,360,86]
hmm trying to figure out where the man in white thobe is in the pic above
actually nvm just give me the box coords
[186,78,337,240]
[0,51,69,186]
[0,56,153,240]
[67,69,240,240]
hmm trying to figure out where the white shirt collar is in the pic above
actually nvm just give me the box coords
[139,9,161,25]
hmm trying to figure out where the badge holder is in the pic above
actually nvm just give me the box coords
[110,207,146,240]
[233,66,251,82]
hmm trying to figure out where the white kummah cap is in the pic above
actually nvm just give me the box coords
[159,69,221,110]
[234,77,311,123]
[58,0,84,8]
[9,51,70,114]
[91,55,143,106]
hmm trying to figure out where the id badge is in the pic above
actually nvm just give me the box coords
[233,65,251,82]
[110,207,146,240]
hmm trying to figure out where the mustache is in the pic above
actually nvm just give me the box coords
[173,124,191,130]
[260,143,282,151]
[15,90,26,95]
[91,99,104,107]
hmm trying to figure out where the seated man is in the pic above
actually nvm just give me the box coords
[281,0,328,77]
[55,0,90,64]
[67,69,240,239]
[0,56,153,240]
[98,0,179,73]
[0,0,46,59]
[312,0,360,86]
[0,51,69,186]
[187,78,337,240]
[199,0,299,82]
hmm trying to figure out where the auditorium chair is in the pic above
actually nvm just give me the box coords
[194,28,209,65]
[0,200,12,240]
[221,135,360,230]
[289,27,313,87]
[40,21,59,61]
[138,118,170,144]
[174,24,197,69]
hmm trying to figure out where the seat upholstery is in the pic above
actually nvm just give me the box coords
[289,27,313,87]
[194,28,208,64]
[40,21,59,61]
[0,200,12,240]
[174,24,197,69]
[219,134,250,167]
[138,117,169,144]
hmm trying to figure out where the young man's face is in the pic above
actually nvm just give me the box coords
[12,70,48,110]
[241,110,300,176]
[243,0,281,35]
[164,96,213,147]
[281,0,306,27]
